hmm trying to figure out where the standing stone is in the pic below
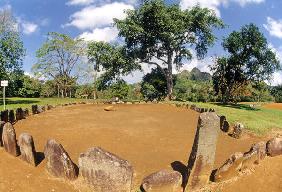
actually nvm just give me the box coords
[37,106,43,113]
[141,169,182,192]
[79,147,133,192]
[1,110,9,122]
[220,116,230,133]
[266,137,282,157]
[16,108,25,121]
[32,105,38,114]
[18,133,37,166]
[44,139,77,180]
[23,108,29,118]
[8,110,15,123]
[2,122,20,156]
[250,141,267,163]
[231,123,244,139]
[0,121,5,146]
[213,152,244,182]
[186,112,220,191]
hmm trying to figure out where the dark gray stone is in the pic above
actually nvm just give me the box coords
[0,121,5,146]
[79,147,133,192]
[1,110,8,122]
[16,108,25,121]
[32,105,38,114]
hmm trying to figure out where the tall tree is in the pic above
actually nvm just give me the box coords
[211,24,280,103]
[114,0,224,100]
[33,32,84,97]
[0,8,25,81]
[87,41,140,98]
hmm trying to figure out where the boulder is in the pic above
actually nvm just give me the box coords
[266,137,282,157]
[18,133,37,166]
[44,139,77,180]
[79,147,133,192]
[231,123,244,139]
[0,121,5,146]
[1,110,8,122]
[2,122,20,156]
[250,141,267,163]
[141,169,182,192]
[186,112,220,191]
[104,106,115,111]
[213,152,244,182]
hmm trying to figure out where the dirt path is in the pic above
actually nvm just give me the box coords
[263,103,282,110]
[0,104,280,191]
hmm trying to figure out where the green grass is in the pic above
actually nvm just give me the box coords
[192,102,282,134]
[0,97,88,111]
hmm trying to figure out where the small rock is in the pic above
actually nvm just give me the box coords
[141,169,182,192]
[79,147,133,192]
[213,152,244,182]
[44,139,77,180]
[104,106,115,111]
[18,133,37,166]
[266,137,282,157]
[2,122,20,156]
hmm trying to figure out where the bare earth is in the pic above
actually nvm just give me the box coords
[264,103,282,110]
[0,104,281,191]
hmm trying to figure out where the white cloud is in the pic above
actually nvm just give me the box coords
[79,26,119,42]
[67,0,95,6]
[264,17,282,39]
[66,2,134,30]
[180,0,264,17]
[21,21,38,35]
[267,44,282,86]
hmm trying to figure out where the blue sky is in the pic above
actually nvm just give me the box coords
[1,0,282,85]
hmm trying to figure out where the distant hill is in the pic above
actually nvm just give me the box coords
[177,67,212,81]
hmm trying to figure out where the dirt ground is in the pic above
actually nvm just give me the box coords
[0,104,281,191]
[264,103,282,110]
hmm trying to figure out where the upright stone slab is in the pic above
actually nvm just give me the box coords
[186,112,220,191]
[2,122,20,156]
[8,110,15,123]
[32,105,38,114]
[79,147,133,192]
[18,133,37,166]
[44,139,77,180]
[1,110,9,122]
[16,108,25,121]
[0,121,5,146]
[23,108,29,118]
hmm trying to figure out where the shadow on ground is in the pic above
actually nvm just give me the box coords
[213,103,260,111]
[3,99,40,105]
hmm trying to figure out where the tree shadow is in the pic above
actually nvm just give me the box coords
[213,103,260,111]
[3,99,40,105]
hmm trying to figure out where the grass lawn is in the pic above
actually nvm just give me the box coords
[0,97,88,111]
[193,102,282,134]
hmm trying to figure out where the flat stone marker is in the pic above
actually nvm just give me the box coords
[141,169,182,192]
[186,112,220,191]
[44,139,77,180]
[79,147,133,192]
[0,121,5,146]
[2,122,20,156]
[18,133,37,166]
[104,106,115,111]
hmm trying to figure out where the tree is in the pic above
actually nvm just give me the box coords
[141,67,167,100]
[87,41,140,98]
[0,8,25,83]
[114,0,224,100]
[18,75,42,98]
[33,32,84,98]
[271,85,282,103]
[211,24,280,103]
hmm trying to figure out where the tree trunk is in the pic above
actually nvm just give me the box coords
[166,52,173,101]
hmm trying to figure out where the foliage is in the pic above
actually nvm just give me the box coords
[75,84,94,98]
[18,75,42,98]
[33,32,84,97]
[141,68,167,101]
[0,8,25,84]
[40,80,57,97]
[115,0,224,99]
[271,85,282,103]
[87,41,140,88]
[211,24,280,103]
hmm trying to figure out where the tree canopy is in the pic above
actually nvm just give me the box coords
[211,23,280,103]
[115,0,224,100]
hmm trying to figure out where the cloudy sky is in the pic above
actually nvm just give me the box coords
[1,0,282,85]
